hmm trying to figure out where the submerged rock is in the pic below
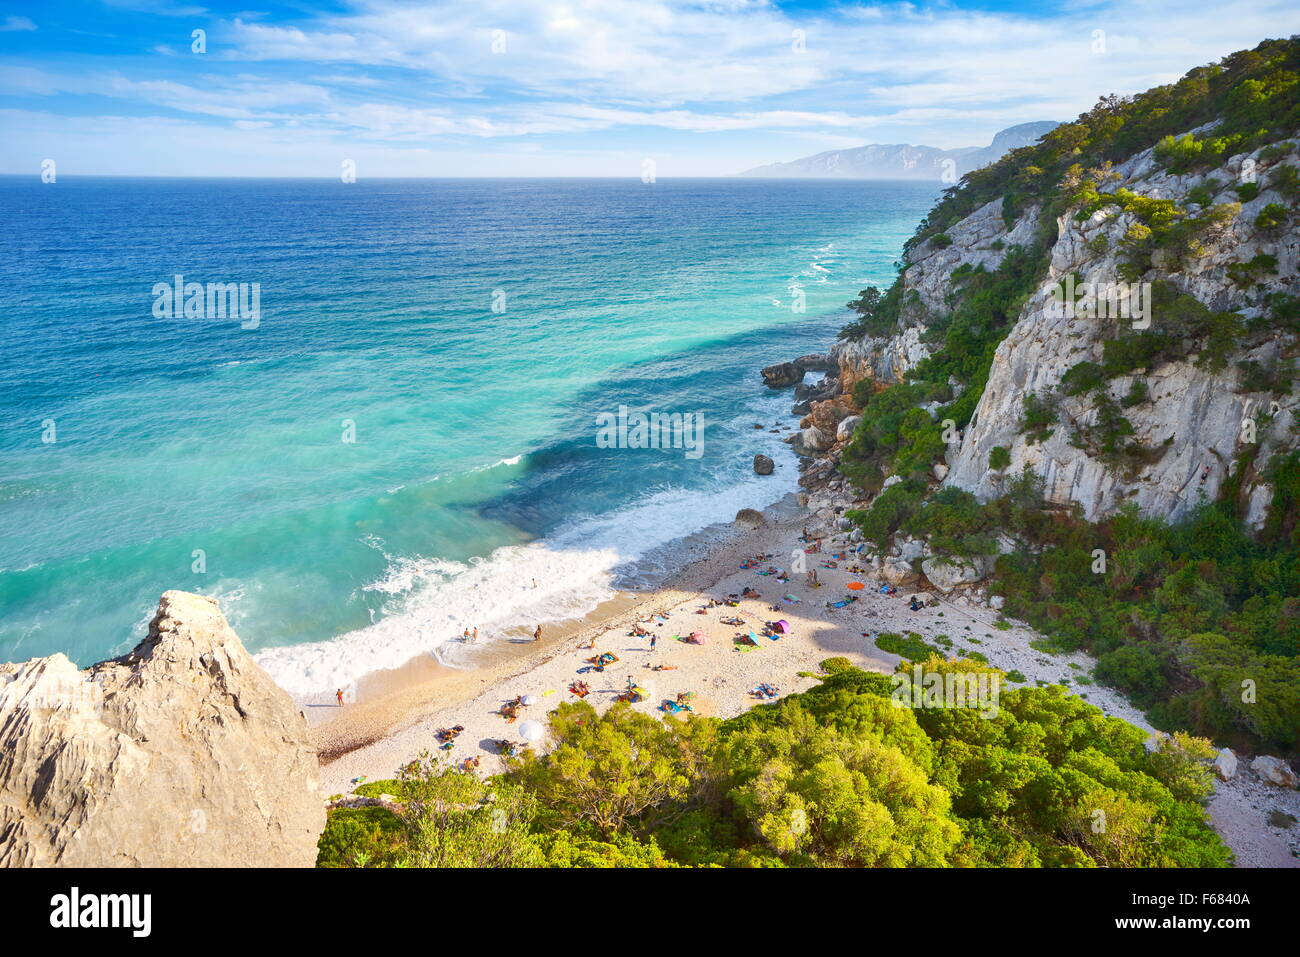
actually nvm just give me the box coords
[0,591,324,867]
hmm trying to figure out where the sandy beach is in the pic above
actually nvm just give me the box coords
[309,487,1300,868]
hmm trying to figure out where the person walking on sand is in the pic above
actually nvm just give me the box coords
[533,624,542,642]
[336,688,344,707]
[650,634,657,652]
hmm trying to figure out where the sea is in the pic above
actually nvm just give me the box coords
[0,176,938,697]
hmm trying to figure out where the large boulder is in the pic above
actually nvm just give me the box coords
[797,426,832,454]
[1250,755,1299,789]
[761,362,804,388]
[836,415,862,443]
[922,555,990,593]
[752,454,774,475]
[882,558,921,587]
[0,591,325,867]
[735,508,766,527]
[1214,748,1238,781]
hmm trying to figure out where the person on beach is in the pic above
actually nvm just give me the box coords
[650,634,657,652]
[533,624,542,642]
[336,688,344,707]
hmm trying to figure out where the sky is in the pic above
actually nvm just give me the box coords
[1,0,1299,177]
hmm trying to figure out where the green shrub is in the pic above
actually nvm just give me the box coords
[1232,182,1260,202]
[1254,201,1289,234]
[875,631,944,661]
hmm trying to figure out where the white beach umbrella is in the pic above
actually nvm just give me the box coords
[521,694,539,706]
[518,720,545,742]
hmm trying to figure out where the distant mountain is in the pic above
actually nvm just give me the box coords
[737,121,1059,180]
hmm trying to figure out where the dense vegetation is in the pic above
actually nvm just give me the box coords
[907,37,1300,251]
[848,467,1300,751]
[318,658,1231,868]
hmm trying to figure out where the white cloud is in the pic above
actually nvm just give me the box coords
[6,0,1300,174]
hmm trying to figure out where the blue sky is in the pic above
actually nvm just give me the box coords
[2,0,1299,176]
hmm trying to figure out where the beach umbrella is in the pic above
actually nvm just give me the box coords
[518,720,544,742]
[847,581,865,591]
[521,694,538,706]
[776,620,791,633]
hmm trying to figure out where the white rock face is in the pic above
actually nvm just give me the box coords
[840,131,1298,527]
[836,415,862,442]
[831,200,1042,395]
[922,555,991,593]
[0,591,325,867]
[943,142,1299,524]
[1251,755,1299,789]
[1214,748,1238,781]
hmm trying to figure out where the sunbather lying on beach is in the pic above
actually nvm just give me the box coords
[499,698,522,722]
[435,724,465,744]
[569,680,591,698]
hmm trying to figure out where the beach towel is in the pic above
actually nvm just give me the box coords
[782,594,801,603]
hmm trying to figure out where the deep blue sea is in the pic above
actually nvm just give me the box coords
[0,177,937,696]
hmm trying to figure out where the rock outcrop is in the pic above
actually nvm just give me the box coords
[753,454,774,475]
[1251,755,1299,789]
[0,591,324,867]
[831,135,1299,527]
[760,362,804,388]
[922,555,991,594]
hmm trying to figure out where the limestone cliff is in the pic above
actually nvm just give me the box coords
[831,136,1299,526]
[0,591,324,867]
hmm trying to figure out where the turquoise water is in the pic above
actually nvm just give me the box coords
[0,176,937,695]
